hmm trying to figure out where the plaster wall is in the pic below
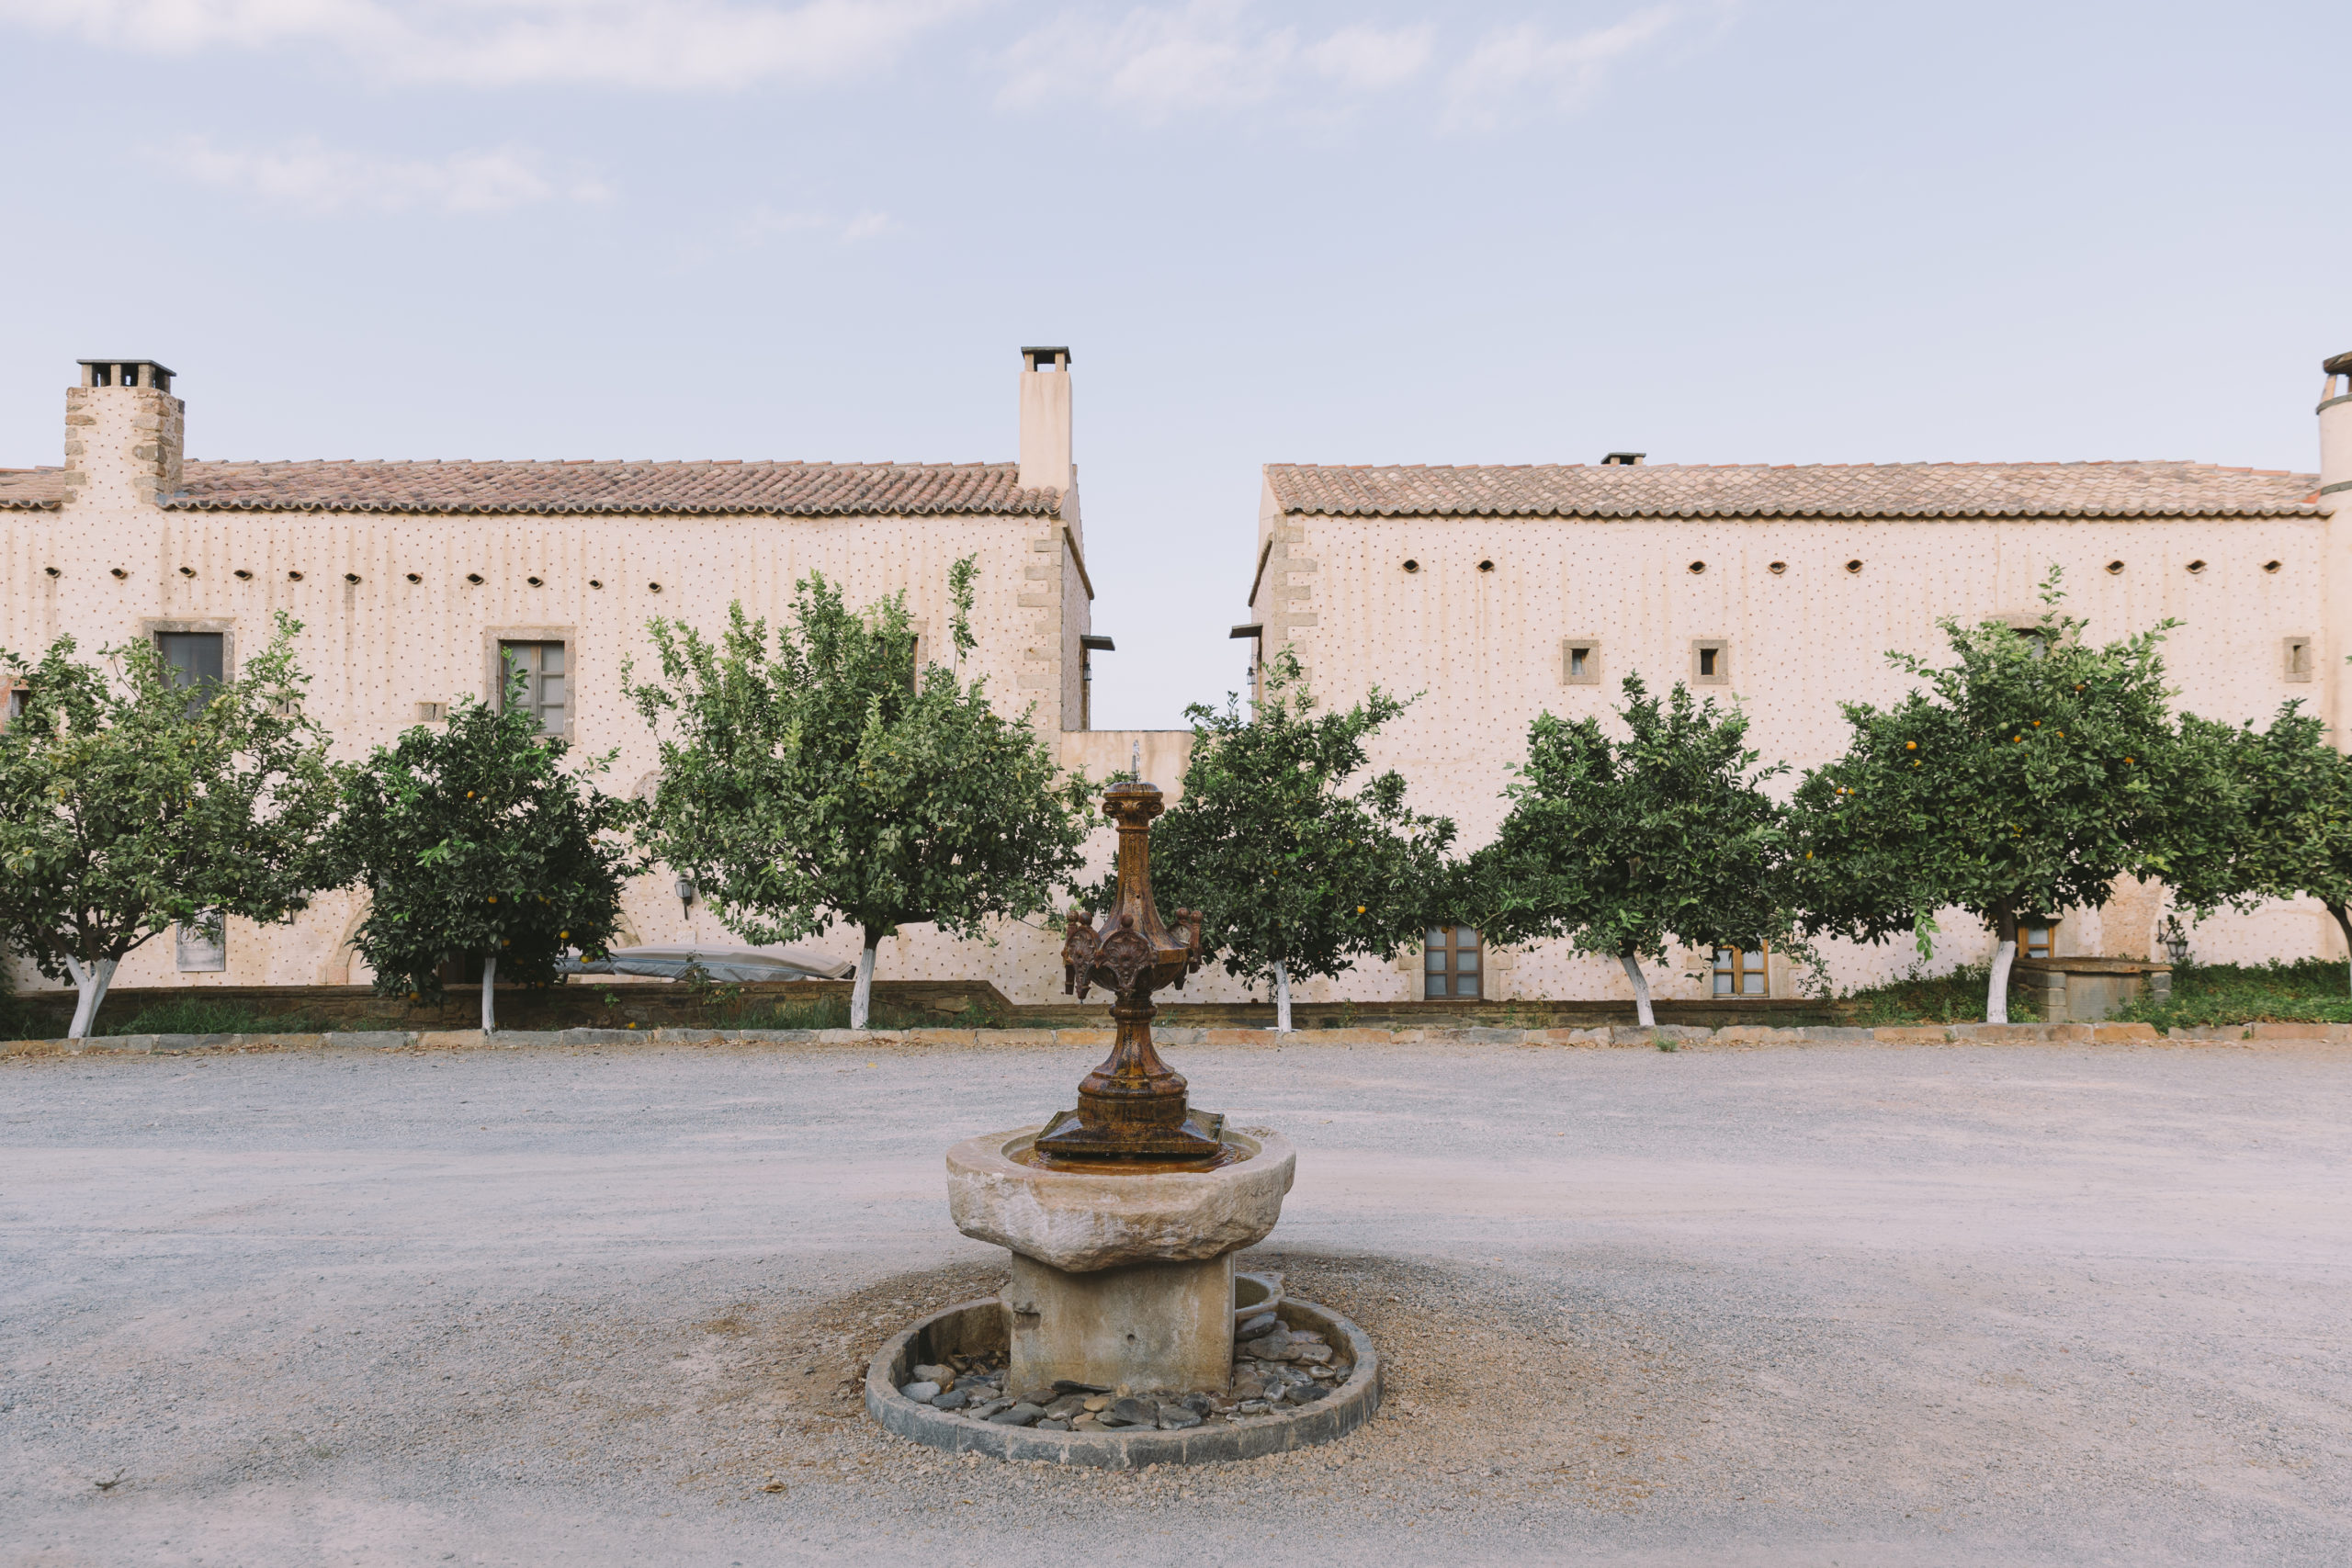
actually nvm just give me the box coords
[1252,487,2341,1006]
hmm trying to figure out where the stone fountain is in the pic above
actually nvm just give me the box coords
[865,779,1381,1465]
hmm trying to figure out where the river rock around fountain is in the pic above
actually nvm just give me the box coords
[896,1315,1349,1432]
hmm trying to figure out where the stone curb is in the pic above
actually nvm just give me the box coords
[6,1020,2336,1057]
[865,1296,1380,1468]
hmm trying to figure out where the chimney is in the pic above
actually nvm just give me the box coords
[1018,345,1072,494]
[63,359,183,509]
[2317,352,2352,750]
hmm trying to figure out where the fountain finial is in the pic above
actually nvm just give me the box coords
[1033,779,1222,1165]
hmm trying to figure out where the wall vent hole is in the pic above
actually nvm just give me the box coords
[465,573,484,585]
[1768,561,1787,575]
[2186,559,2207,575]
[526,575,544,587]
[288,570,304,581]
[2105,560,2125,575]
[1688,560,1706,574]
[1477,559,1495,573]
[589,579,604,590]
[110,568,128,580]
[1845,559,1863,574]
[233,569,253,581]
[648,581,663,593]
[1401,559,1419,574]
[177,566,196,578]
[45,566,62,578]
[405,572,422,584]
[2265,560,2283,573]
[345,573,361,584]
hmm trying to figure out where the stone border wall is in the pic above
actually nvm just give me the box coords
[6,1021,2346,1057]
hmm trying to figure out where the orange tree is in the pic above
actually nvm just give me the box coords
[0,615,342,1038]
[331,669,642,1031]
[1463,675,1801,1028]
[1126,648,1453,1032]
[1791,577,2196,1022]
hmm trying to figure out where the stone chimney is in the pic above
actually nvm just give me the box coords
[2318,352,2352,749]
[62,359,183,509]
[1018,346,1072,495]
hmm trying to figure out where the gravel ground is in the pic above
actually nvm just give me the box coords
[3,1036,2348,1566]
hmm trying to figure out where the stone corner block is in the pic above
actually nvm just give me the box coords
[652,1027,721,1043]
[414,1030,489,1050]
[1871,1026,1952,1044]
[558,1028,644,1045]
[2250,1021,2332,1041]
[905,1029,980,1046]
[1055,1029,1115,1046]
[2091,1022,2160,1043]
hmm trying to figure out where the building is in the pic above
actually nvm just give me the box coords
[1240,353,2352,1004]
[0,349,1177,1004]
[4,348,2349,1008]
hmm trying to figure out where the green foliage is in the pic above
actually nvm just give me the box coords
[625,562,1093,1024]
[1792,574,2188,960]
[2165,705,2352,991]
[1465,674,1805,987]
[1831,961,2042,1026]
[2114,958,2352,1029]
[0,615,344,1028]
[100,998,329,1036]
[331,674,641,1008]
[1126,648,1454,998]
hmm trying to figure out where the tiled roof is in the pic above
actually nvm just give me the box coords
[0,468,68,509]
[1,460,1062,515]
[1266,462,2323,520]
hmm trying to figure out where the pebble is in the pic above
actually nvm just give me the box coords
[1035,1418,1070,1431]
[1042,1394,1089,1421]
[1292,1344,1333,1366]
[912,1363,955,1386]
[899,1382,940,1403]
[1051,1379,1109,1394]
[1081,1394,1111,1413]
[933,1387,973,1411]
[966,1397,1014,1420]
[1236,1313,1279,1338]
[986,1403,1045,1427]
[1239,1328,1294,1360]
[1158,1407,1203,1430]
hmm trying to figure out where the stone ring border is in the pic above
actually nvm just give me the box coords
[865,1295,1382,1468]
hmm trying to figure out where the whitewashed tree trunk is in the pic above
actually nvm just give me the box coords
[1273,960,1293,1034]
[2332,907,2352,998]
[481,953,498,1032]
[63,955,119,1041]
[1619,951,1655,1029]
[1985,939,2016,1024]
[850,933,878,1030]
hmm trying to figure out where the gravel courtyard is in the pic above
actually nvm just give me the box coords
[3,1036,2347,1566]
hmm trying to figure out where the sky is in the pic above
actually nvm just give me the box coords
[2,0,2346,728]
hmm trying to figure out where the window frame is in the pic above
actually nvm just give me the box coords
[1423,924,1484,999]
[175,910,227,973]
[2021,920,2058,960]
[2284,635,2315,683]
[485,626,575,740]
[1712,943,1770,997]
[1690,638,1730,685]
[1562,637,1602,686]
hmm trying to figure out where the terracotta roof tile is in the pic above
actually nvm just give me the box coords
[158,458,1061,516]
[1265,461,2322,520]
[0,468,68,509]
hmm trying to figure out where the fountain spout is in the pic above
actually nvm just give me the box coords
[1033,779,1224,1165]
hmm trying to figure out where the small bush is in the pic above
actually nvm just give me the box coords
[2114,959,2352,1031]
[711,994,1008,1032]
[1834,961,2041,1026]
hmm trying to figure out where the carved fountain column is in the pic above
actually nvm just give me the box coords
[944,779,1296,1394]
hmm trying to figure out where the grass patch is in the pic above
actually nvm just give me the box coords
[101,998,332,1036]
[710,994,1012,1032]
[2113,958,2352,1031]
[1832,961,2041,1026]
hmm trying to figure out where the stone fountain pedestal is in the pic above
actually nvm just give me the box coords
[946,1125,1296,1393]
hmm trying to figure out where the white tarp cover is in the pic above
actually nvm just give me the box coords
[561,945,856,983]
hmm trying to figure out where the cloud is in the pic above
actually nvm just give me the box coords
[1442,6,1679,130]
[737,205,898,243]
[159,136,612,214]
[992,0,1430,120]
[0,0,965,89]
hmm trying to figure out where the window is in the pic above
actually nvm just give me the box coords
[2285,637,2314,682]
[175,912,226,973]
[157,631,223,716]
[1713,945,1769,997]
[1691,639,1729,684]
[1425,925,1483,998]
[5,683,26,724]
[1563,638,1601,685]
[498,641,567,735]
[2022,922,2056,960]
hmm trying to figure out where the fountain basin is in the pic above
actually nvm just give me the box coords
[945,1125,1296,1272]
[865,1292,1381,1468]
